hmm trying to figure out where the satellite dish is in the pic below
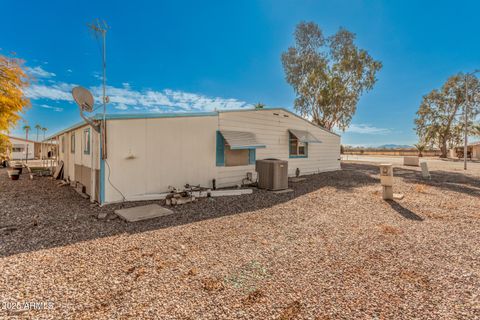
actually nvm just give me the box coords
[72,86,94,112]
[72,86,100,133]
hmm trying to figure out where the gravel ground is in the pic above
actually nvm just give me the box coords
[0,162,479,319]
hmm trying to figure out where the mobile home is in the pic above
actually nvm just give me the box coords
[49,108,341,204]
[6,136,41,160]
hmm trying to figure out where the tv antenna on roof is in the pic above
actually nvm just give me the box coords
[87,19,109,116]
[87,19,109,159]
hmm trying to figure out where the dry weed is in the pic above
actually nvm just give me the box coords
[242,289,265,305]
[279,300,302,320]
[414,184,428,193]
[201,277,224,292]
[378,224,401,235]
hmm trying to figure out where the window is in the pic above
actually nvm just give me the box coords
[61,136,65,153]
[71,133,75,153]
[216,131,257,167]
[83,128,90,154]
[225,146,250,166]
[12,147,24,153]
[289,132,308,158]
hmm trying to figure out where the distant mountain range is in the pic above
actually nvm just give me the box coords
[377,144,414,149]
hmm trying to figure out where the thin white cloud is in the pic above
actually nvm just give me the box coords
[346,124,391,135]
[27,80,252,113]
[92,72,103,80]
[38,104,63,112]
[26,82,75,101]
[114,103,128,111]
[67,69,73,73]
[27,66,56,78]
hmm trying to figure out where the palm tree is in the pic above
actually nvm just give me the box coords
[254,103,265,110]
[414,143,426,157]
[23,125,31,163]
[35,124,41,141]
[42,127,47,140]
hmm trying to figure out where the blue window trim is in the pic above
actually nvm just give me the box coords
[230,145,266,150]
[84,128,91,155]
[248,149,256,164]
[100,126,105,204]
[216,131,225,166]
[289,154,308,159]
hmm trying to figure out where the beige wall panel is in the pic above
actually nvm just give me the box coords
[104,117,217,203]
[216,109,340,187]
[104,119,148,202]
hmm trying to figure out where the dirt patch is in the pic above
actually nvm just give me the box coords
[279,300,302,320]
[378,224,402,235]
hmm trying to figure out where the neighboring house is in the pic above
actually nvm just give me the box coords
[6,136,42,160]
[48,108,341,204]
[449,141,480,160]
[472,142,480,159]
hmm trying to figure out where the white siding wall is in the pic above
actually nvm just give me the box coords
[103,110,340,204]
[216,109,340,187]
[56,125,99,183]
[104,116,218,203]
[9,137,35,160]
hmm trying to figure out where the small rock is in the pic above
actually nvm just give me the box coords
[97,212,108,220]
[0,226,18,234]
[393,193,405,200]
[107,213,118,220]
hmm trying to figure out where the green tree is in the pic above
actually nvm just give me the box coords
[281,22,382,131]
[414,74,480,158]
[472,124,480,137]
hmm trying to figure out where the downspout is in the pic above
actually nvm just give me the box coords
[90,127,95,203]
[99,123,105,205]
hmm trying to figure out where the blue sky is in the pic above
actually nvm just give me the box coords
[2,0,479,146]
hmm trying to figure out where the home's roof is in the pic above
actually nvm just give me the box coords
[46,107,340,140]
[7,135,41,144]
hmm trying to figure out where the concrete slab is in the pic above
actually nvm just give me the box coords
[192,189,253,198]
[290,177,306,183]
[115,204,173,222]
[272,188,294,194]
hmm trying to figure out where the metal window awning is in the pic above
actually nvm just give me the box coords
[219,130,266,149]
[289,129,322,143]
